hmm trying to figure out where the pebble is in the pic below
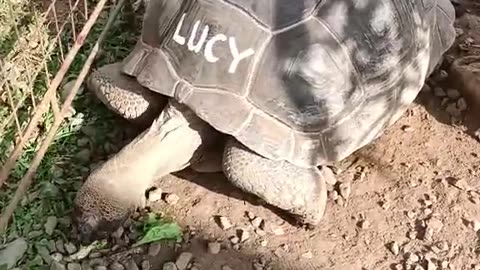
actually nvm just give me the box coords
[328,190,339,201]
[433,87,446,97]
[141,261,151,270]
[251,217,263,228]
[218,216,233,230]
[175,252,193,270]
[437,70,449,80]
[36,245,52,264]
[389,241,399,255]
[427,217,444,233]
[148,243,162,257]
[239,229,250,242]
[0,238,28,269]
[229,236,240,245]
[406,252,420,264]
[457,97,468,111]
[76,148,91,162]
[339,182,351,199]
[255,228,267,236]
[147,188,163,202]
[50,262,66,270]
[446,88,461,99]
[51,253,63,262]
[246,212,256,220]
[64,242,78,254]
[111,226,124,239]
[393,264,403,270]
[359,220,370,229]
[301,251,313,259]
[163,262,177,270]
[164,193,180,205]
[401,125,414,132]
[407,230,418,240]
[271,226,285,236]
[125,259,139,270]
[67,263,82,270]
[208,242,221,254]
[469,219,480,231]
[424,227,434,241]
[445,103,461,118]
[45,216,58,235]
[222,266,233,270]
[447,177,471,191]
[109,262,125,270]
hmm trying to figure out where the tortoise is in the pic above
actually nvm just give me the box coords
[72,0,456,242]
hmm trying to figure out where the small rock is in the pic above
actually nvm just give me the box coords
[301,251,313,259]
[414,266,425,270]
[76,149,91,162]
[109,262,125,270]
[125,259,139,270]
[162,262,177,270]
[51,253,63,262]
[339,182,351,199]
[229,236,240,245]
[45,216,58,235]
[64,243,78,255]
[148,243,162,257]
[271,226,285,236]
[439,261,449,269]
[446,177,471,191]
[218,216,233,230]
[406,252,420,264]
[359,220,370,229]
[251,217,263,228]
[95,267,108,270]
[469,219,480,231]
[445,103,461,117]
[433,87,446,97]
[424,227,434,241]
[427,217,444,233]
[255,228,267,236]
[147,188,163,202]
[401,125,414,132]
[260,240,268,247]
[239,229,250,242]
[164,193,180,205]
[407,230,417,240]
[393,264,403,270]
[111,226,124,239]
[0,238,28,269]
[246,212,256,220]
[457,97,468,111]
[221,266,233,270]
[67,263,82,270]
[208,242,221,254]
[446,88,461,99]
[328,190,339,201]
[141,261,151,270]
[50,262,66,270]
[437,70,449,80]
[175,252,193,270]
[36,245,52,264]
[389,241,399,255]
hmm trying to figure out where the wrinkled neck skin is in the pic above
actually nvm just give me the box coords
[88,100,210,207]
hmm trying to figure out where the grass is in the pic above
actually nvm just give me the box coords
[0,0,143,268]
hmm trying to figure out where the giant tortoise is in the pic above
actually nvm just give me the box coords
[72,0,456,242]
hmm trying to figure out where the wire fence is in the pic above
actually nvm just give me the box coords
[0,0,126,233]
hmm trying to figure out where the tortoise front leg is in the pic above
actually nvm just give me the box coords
[222,138,331,226]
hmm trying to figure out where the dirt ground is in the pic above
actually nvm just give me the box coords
[117,2,480,270]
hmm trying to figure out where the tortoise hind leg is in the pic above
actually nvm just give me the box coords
[222,137,330,226]
[87,62,167,127]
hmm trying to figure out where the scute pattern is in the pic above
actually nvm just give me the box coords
[121,0,456,167]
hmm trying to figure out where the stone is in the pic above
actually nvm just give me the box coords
[50,262,66,270]
[446,88,461,99]
[208,242,221,254]
[339,182,351,199]
[76,149,91,162]
[222,266,233,270]
[45,216,58,235]
[426,259,437,270]
[328,190,339,201]
[218,217,233,230]
[271,226,285,236]
[51,253,63,262]
[407,230,417,240]
[125,259,139,270]
[95,267,108,270]
[111,226,124,239]
[109,262,125,270]
[406,253,420,264]
[239,229,250,242]
[389,241,399,255]
[424,227,434,241]
[175,252,193,270]
[67,263,82,270]
[64,242,78,254]
[457,97,468,111]
[148,243,162,257]
[162,262,177,270]
[433,87,446,97]
[427,217,444,233]
[141,261,151,270]
[0,238,28,269]
[229,236,240,245]
[36,245,52,264]
[147,188,163,203]
[301,251,313,259]
[165,193,180,205]
[251,217,263,228]
[359,220,370,229]
[445,103,461,118]
[246,212,256,220]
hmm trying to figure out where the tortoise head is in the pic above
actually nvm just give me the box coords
[72,178,136,245]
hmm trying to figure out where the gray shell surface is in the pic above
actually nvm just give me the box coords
[121,0,456,167]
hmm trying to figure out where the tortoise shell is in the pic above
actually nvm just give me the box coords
[121,0,455,167]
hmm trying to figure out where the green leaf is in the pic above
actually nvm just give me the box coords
[133,222,182,247]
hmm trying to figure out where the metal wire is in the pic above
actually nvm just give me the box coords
[0,0,127,233]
